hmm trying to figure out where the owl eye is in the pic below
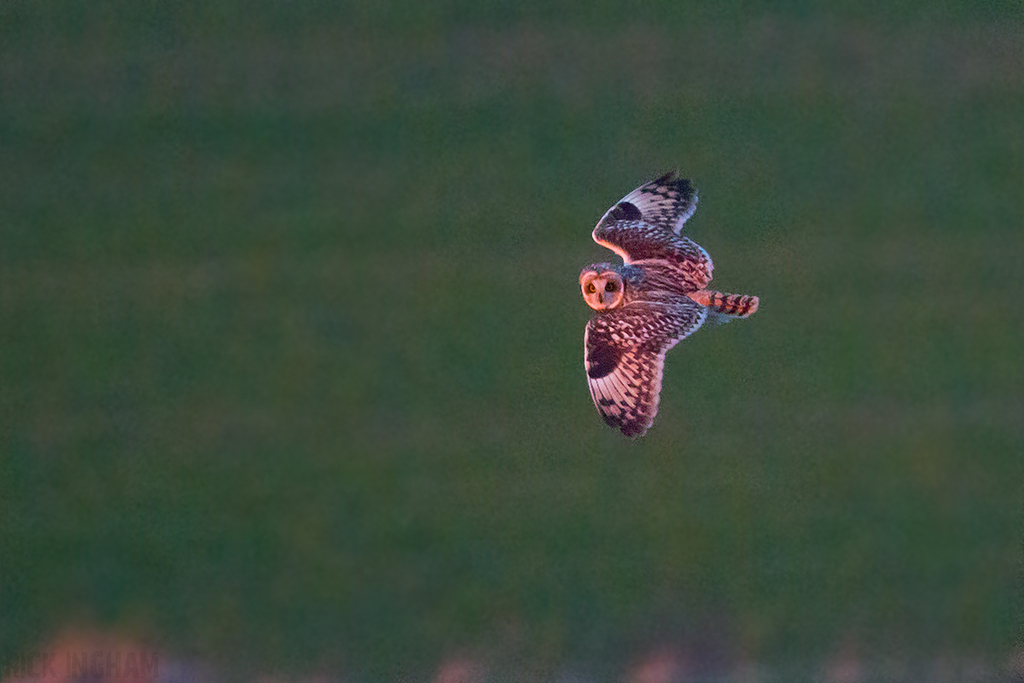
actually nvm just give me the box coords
[586,283,596,294]
[605,282,618,292]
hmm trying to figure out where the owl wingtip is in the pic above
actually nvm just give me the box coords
[621,424,651,438]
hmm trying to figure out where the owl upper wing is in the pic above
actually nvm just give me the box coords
[599,170,699,236]
[584,300,707,437]
[592,172,713,290]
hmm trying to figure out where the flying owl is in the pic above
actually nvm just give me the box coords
[580,171,760,437]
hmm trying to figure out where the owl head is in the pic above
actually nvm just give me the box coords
[580,263,625,311]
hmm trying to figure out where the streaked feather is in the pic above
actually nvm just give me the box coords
[584,301,706,437]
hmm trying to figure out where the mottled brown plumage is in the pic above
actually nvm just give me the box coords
[580,172,760,437]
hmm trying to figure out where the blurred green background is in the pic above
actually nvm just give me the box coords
[2,0,1022,680]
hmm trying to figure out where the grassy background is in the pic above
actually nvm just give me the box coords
[2,0,1022,679]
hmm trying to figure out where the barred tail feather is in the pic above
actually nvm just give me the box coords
[688,289,759,323]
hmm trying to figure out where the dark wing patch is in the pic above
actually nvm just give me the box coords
[584,301,707,437]
[586,342,621,379]
[606,201,644,222]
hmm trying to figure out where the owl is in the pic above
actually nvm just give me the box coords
[580,171,760,437]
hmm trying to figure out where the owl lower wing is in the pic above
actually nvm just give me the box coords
[586,338,668,438]
[584,302,707,437]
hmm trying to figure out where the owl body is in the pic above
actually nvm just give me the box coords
[579,172,760,437]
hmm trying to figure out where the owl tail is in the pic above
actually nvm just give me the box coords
[688,289,759,323]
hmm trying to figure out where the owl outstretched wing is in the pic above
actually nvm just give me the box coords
[600,170,699,235]
[584,300,707,437]
[592,172,713,291]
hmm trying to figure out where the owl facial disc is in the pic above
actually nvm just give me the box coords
[580,268,625,311]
